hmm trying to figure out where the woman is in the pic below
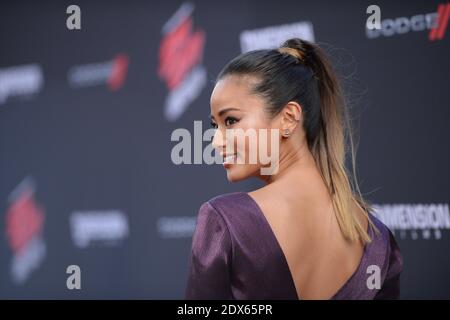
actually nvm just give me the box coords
[185,38,402,300]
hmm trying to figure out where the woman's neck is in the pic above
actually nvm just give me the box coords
[262,141,317,185]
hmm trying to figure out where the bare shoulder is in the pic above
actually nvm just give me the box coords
[247,185,289,212]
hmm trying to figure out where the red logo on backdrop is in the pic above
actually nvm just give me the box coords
[429,3,450,41]
[108,54,129,91]
[158,2,207,122]
[158,17,205,90]
[5,178,46,284]
[6,188,44,254]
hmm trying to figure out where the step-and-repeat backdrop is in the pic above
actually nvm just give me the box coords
[0,0,449,299]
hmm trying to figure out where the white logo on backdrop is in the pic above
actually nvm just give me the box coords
[240,21,315,53]
[0,64,43,105]
[157,216,197,238]
[70,210,129,248]
[373,203,450,240]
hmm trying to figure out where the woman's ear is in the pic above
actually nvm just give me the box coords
[280,101,302,137]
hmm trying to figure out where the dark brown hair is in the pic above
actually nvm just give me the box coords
[217,38,376,243]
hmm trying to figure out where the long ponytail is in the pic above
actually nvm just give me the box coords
[281,39,377,243]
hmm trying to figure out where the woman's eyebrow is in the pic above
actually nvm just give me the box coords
[210,107,240,119]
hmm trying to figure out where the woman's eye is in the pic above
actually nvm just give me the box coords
[225,117,238,126]
[210,121,218,129]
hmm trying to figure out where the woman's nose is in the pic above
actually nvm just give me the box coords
[211,128,225,150]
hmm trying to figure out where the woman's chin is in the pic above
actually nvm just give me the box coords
[225,171,241,183]
[225,167,246,183]
[225,165,257,182]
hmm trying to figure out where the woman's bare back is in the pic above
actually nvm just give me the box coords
[248,181,368,299]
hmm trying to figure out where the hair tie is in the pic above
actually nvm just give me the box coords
[278,47,306,63]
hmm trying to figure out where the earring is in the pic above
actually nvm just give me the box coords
[283,129,291,137]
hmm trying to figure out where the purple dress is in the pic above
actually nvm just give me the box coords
[185,192,403,300]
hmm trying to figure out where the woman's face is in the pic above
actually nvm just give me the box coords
[210,75,280,182]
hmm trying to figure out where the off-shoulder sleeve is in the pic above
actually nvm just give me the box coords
[185,202,232,299]
[375,229,403,299]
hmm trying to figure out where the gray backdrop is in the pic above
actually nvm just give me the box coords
[0,0,449,299]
